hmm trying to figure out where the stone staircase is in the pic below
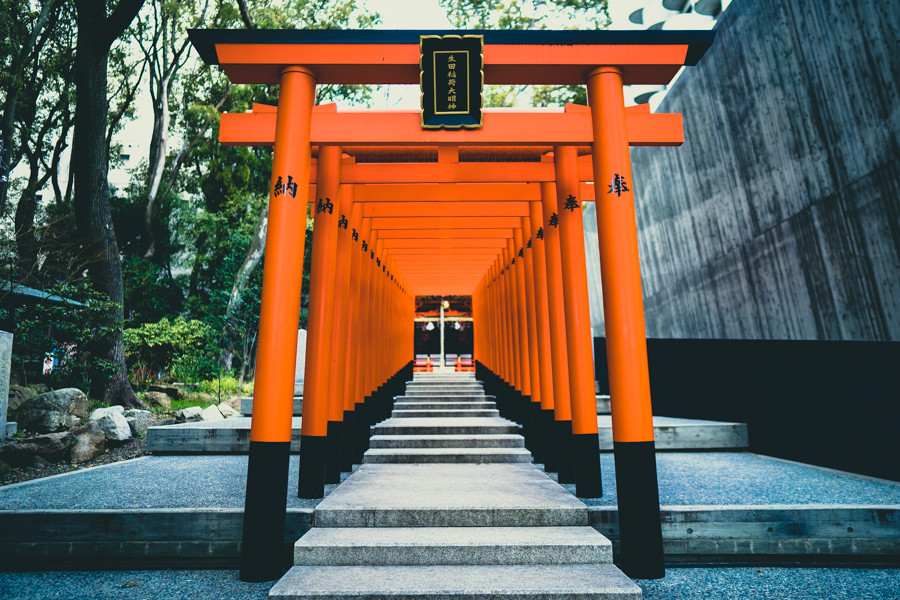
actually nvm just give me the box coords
[269,372,641,599]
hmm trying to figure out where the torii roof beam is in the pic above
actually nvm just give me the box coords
[188,29,714,86]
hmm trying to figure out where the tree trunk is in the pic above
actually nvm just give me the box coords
[143,72,170,259]
[72,0,146,408]
[219,205,268,370]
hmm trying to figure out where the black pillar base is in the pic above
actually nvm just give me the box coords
[340,410,355,472]
[324,420,343,484]
[541,409,560,472]
[297,435,327,499]
[353,403,368,462]
[240,440,290,582]
[573,432,603,498]
[528,401,545,464]
[556,420,576,484]
[614,440,665,579]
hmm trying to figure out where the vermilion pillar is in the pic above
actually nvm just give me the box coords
[541,180,575,484]
[329,182,354,475]
[519,219,544,463]
[342,201,364,466]
[298,145,342,497]
[587,66,664,579]
[241,65,315,583]
[554,145,603,498]
[529,199,558,472]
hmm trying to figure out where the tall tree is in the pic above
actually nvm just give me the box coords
[71,0,146,407]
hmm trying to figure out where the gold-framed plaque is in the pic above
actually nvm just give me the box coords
[420,34,484,129]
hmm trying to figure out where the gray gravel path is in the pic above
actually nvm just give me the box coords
[1,567,897,600]
[1,452,897,510]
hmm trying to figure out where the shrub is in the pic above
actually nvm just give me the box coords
[124,317,216,385]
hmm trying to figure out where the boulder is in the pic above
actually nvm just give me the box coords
[175,406,202,422]
[16,388,90,433]
[149,384,181,400]
[88,406,132,442]
[30,383,50,394]
[0,432,73,467]
[200,405,224,421]
[217,402,239,418]
[70,421,106,463]
[7,385,37,415]
[143,391,171,409]
[123,409,153,436]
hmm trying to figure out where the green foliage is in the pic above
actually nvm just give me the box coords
[1,281,121,392]
[123,317,216,384]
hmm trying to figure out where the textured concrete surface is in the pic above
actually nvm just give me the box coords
[313,463,588,527]
[597,416,748,450]
[0,330,13,441]
[146,417,302,453]
[1,567,897,600]
[240,396,302,416]
[269,564,641,600]
[294,526,612,566]
[394,401,496,409]
[583,0,900,340]
[373,417,521,436]
[391,409,500,418]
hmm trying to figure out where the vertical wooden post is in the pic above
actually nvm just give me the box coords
[587,66,664,579]
[529,199,558,472]
[241,65,315,583]
[541,180,576,484]
[342,201,364,467]
[554,145,603,498]
[298,144,342,496]
[518,220,544,463]
[329,181,354,474]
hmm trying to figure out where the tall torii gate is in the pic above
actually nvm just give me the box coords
[190,28,714,583]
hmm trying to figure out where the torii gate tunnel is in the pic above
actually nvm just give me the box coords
[189,28,714,583]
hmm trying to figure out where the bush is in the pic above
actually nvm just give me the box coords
[124,317,217,385]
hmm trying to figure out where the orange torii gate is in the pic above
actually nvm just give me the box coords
[189,28,714,583]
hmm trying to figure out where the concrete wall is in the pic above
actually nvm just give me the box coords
[586,0,900,340]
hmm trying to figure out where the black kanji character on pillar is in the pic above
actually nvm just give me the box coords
[273,176,283,197]
[518,248,524,258]
[536,227,544,240]
[370,251,375,259]
[338,214,348,229]
[608,174,629,197]
[362,240,368,252]
[316,197,334,214]
[564,194,579,211]
[352,228,359,241]
[273,175,298,198]
[376,257,381,267]
[549,213,559,228]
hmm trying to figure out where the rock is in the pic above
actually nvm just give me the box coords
[143,391,171,409]
[16,388,90,433]
[123,409,153,436]
[0,432,73,466]
[175,406,202,422]
[70,421,106,462]
[29,383,50,394]
[149,384,181,400]
[217,402,239,418]
[88,406,132,442]
[7,385,37,415]
[200,405,224,421]
[0,459,12,476]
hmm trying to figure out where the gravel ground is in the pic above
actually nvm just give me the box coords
[0,567,897,600]
[0,436,148,486]
[2,452,897,510]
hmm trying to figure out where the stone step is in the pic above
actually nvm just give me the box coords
[405,384,485,391]
[373,417,521,436]
[269,564,640,600]
[369,434,525,449]
[396,394,489,401]
[240,395,302,416]
[313,463,588,527]
[364,447,532,464]
[393,401,496,410]
[391,409,500,418]
[293,526,613,566]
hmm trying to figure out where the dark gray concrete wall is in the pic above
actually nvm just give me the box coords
[586,0,900,340]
